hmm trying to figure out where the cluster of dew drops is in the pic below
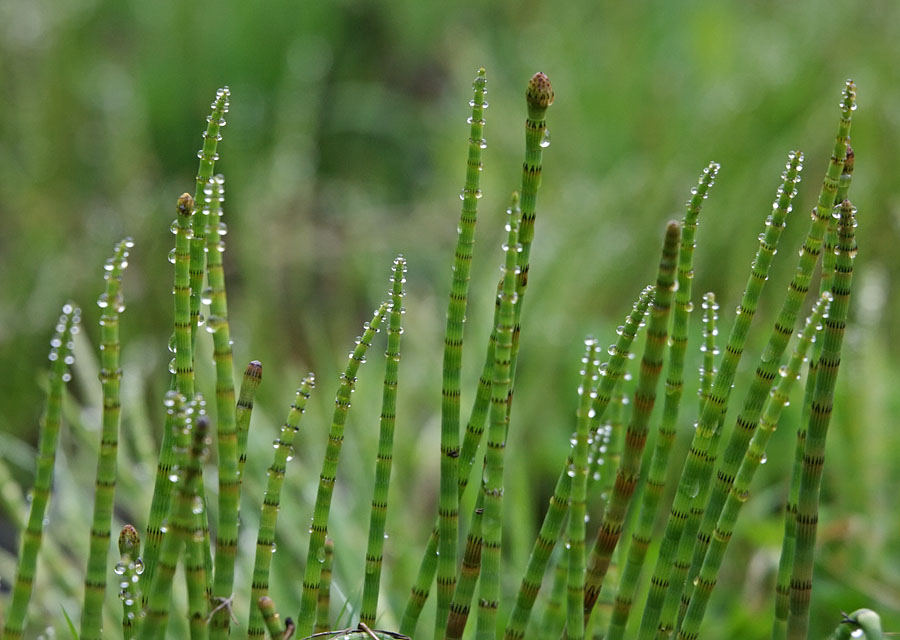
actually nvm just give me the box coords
[48,304,81,383]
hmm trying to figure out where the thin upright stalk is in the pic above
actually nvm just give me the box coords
[772,143,853,640]
[446,490,486,640]
[436,67,487,640]
[295,302,390,637]
[678,293,832,639]
[605,163,719,640]
[565,340,601,640]
[541,548,569,638]
[203,175,242,639]
[583,222,681,623]
[502,286,653,640]
[2,304,80,640]
[475,194,520,640]
[361,256,407,627]
[142,193,197,599]
[637,150,802,640]
[257,597,288,640]
[81,238,133,640]
[247,377,315,639]
[787,199,858,639]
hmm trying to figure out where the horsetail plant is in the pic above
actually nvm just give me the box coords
[686,89,853,624]
[2,304,80,640]
[246,375,315,640]
[582,221,681,624]
[256,597,287,640]
[475,193,521,640]
[637,148,803,640]
[503,286,653,640]
[80,238,133,640]
[827,609,883,640]
[236,360,264,481]
[787,199,858,640]
[201,175,243,640]
[773,143,854,640]
[445,491,485,640]
[565,339,601,640]
[678,292,832,640]
[116,525,142,640]
[603,162,719,640]
[436,68,487,640]
[361,256,407,628]
[295,301,390,636]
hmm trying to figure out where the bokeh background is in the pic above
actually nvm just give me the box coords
[1,0,898,637]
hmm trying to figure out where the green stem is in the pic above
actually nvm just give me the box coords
[541,548,569,638]
[81,238,133,640]
[637,149,802,640]
[2,304,80,640]
[295,302,390,637]
[361,256,407,627]
[247,377,315,640]
[565,340,602,640]
[583,222,681,624]
[787,198,857,640]
[436,67,487,640]
[257,596,288,640]
[475,194,520,640]
[678,294,831,640]
[237,360,264,482]
[826,609,882,640]
[605,163,719,640]
[446,490,486,640]
[502,286,653,640]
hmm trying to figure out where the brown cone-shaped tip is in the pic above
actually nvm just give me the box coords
[526,72,554,118]
[177,193,194,217]
[245,360,263,380]
[119,524,140,556]
[843,144,854,174]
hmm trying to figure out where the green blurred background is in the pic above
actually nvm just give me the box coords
[1,0,898,637]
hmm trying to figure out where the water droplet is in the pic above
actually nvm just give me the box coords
[114,562,126,575]
[168,248,177,264]
[316,546,327,563]
[97,293,110,308]
[760,454,767,465]
[540,129,551,148]
[201,287,214,305]
[687,478,700,498]
[168,358,177,374]
[192,496,204,514]
[134,558,144,574]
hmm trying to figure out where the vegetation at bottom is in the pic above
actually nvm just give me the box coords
[0,66,892,640]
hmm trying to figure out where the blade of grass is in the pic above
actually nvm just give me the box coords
[361,256,407,627]
[247,377,315,640]
[80,238,133,640]
[2,303,80,640]
[295,302,390,637]
[435,67,487,640]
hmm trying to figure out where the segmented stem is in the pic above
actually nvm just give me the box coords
[142,193,197,598]
[201,175,242,640]
[638,150,802,640]
[605,164,719,640]
[2,304,80,640]
[583,222,681,623]
[679,293,832,640]
[503,286,653,640]
[316,539,335,633]
[541,548,569,638]
[436,67,487,640]
[446,491,486,640]
[787,198,857,640]
[773,142,853,640]
[475,194,520,640]
[826,609,882,640]
[190,87,230,349]
[117,525,142,640]
[237,360,264,481]
[81,239,133,640]
[295,302,390,637]
[565,340,601,640]
[247,377,315,639]
[138,393,209,640]
[361,256,407,627]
